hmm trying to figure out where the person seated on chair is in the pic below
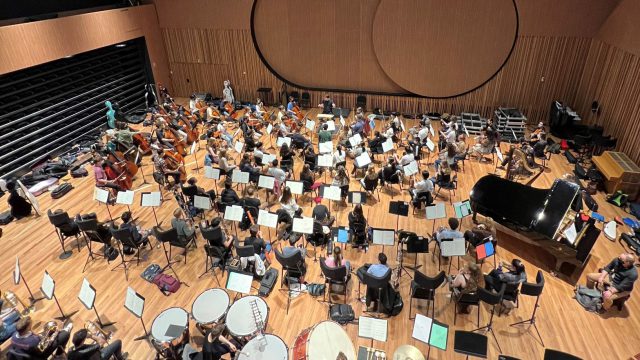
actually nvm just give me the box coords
[241,186,261,210]
[497,145,517,170]
[434,217,463,247]
[348,204,368,249]
[318,123,332,144]
[379,157,403,186]
[171,208,195,243]
[67,328,125,360]
[181,323,238,360]
[5,181,31,220]
[362,166,379,196]
[10,316,72,359]
[398,147,415,170]
[409,170,434,209]
[454,134,468,162]
[532,133,548,159]
[312,199,335,227]
[239,153,261,184]
[204,138,219,167]
[365,253,390,310]
[220,180,240,205]
[585,253,637,311]
[434,143,457,172]
[116,211,149,248]
[331,166,350,204]
[368,131,384,154]
[326,246,351,273]
[279,186,299,219]
[187,177,216,202]
[303,146,318,172]
[290,132,311,153]
[485,258,527,293]
[430,161,452,188]
[218,149,236,176]
[205,217,234,253]
[449,262,482,313]
[333,145,347,169]
[300,164,321,193]
[0,296,21,343]
[464,217,496,248]
[280,240,307,277]
[244,225,267,260]
[471,127,493,161]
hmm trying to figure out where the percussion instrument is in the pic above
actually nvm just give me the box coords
[151,307,190,350]
[191,288,230,333]
[393,345,425,360]
[236,334,288,360]
[292,321,356,360]
[225,295,268,337]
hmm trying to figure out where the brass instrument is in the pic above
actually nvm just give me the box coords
[3,290,34,317]
[85,320,113,344]
[38,321,59,351]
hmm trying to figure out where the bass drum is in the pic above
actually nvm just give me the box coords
[236,334,288,360]
[292,321,356,360]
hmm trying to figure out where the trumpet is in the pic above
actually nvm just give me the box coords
[3,290,35,317]
[85,320,113,344]
[38,321,59,351]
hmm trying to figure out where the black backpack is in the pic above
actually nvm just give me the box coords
[330,304,355,325]
[258,268,278,297]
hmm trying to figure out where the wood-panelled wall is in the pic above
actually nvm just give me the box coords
[575,41,640,163]
[162,26,591,124]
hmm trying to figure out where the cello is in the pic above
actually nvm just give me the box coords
[104,160,133,190]
[177,114,199,144]
[106,148,138,177]
[163,150,187,183]
[164,126,188,156]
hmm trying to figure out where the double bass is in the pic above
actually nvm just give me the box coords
[133,133,152,155]
[164,126,188,156]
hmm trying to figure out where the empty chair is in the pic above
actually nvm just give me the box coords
[355,95,366,111]
[47,209,81,260]
[510,270,545,346]
[409,270,445,319]
[300,92,311,108]
[76,216,112,272]
[275,248,307,314]
[473,284,506,354]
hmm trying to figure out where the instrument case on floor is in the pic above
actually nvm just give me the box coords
[51,183,73,199]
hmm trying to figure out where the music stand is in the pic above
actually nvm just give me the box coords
[141,192,162,226]
[14,257,43,305]
[426,203,447,233]
[371,228,395,252]
[348,191,367,208]
[41,271,77,321]
[134,150,149,185]
[204,166,221,194]
[190,140,201,173]
[399,231,429,271]
[389,201,409,231]
[79,278,114,328]
[124,287,149,341]
[93,187,113,221]
[226,269,254,300]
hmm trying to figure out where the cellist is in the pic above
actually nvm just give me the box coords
[93,158,124,201]
[286,96,297,117]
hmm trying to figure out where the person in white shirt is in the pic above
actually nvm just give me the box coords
[279,186,299,218]
[333,145,347,168]
[278,121,290,137]
[409,170,434,208]
[384,124,394,140]
[189,94,197,114]
[398,147,415,169]
[267,159,288,201]
[222,80,235,104]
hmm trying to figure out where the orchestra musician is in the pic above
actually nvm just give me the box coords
[0,293,21,342]
[10,316,72,359]
[318,94,336,115]
[67,328,125,360]
[530,122,546,144]
[286,96,297,117]
[5,181,32,219]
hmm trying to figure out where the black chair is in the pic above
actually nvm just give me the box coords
[359,268,392,316]
[200,244,226,286]
[573,134,592,163]
[356,95,366,110]
[47,209,81,260]
[498,355,521,360]
[543,349,582,360]
[510,270,545,346]
[6,349,31,360]
[349,219,368,248]
[360,177,381,201]
[111,226,150,280]
[300,92,311,108]
[473,284,506,354]
[154,227,188,266]
[454,330,488,359]
[76,217,112,272]
[319,257,349,304]
[289,91,300,103]
[435,174,457,204]
[409,270,445,319]
[453,291,480,327]
[501,281,521,314]
[401,231,429,269]
[280,158,294,173]
[236,244,256,273]
[274,248,306,314]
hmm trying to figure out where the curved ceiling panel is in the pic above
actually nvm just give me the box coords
[372,0,518,98]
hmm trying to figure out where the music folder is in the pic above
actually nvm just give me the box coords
[348,191,366,205]
[389,201,409,217]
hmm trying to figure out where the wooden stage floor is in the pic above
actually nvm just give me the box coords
[0,105,637,360]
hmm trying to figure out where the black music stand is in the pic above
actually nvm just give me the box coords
[389,201,409,231]
[124,289,149,342]
[399,230,429,271]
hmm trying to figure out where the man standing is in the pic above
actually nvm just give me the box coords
[223,80,235,104]
[318,94,336,115]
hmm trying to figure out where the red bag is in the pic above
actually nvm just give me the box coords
[152,274,181,295]
[561,139,569,150]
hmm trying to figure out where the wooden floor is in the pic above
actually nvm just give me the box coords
[1,102,638,360]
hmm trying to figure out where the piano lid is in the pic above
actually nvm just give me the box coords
[470,175,548,229]
[532,179,580,239]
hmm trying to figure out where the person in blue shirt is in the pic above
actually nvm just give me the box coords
[435,217,464,246]
[367,253,389,277]
[286,96,297,117]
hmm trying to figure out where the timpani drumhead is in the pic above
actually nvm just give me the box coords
[151,307,188,343]
[226,295,268,336]
[307,321,356,359]
[191,288,230,324]
[237,334,288,360]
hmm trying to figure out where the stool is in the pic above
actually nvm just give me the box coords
[612,294,631,310]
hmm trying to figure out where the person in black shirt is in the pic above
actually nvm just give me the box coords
[67,328,124,360]
[220,180,240,205]
[239,154,261,184]
[585,253,638,310]
[318,95,336,114]
[117,211,149,247]
[244,225,267,259]
[6,181,31,219]
[241,186,262,210]
[312,201,335,227]
[183,323,238,360]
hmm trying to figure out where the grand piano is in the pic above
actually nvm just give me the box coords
[470,175,599,276]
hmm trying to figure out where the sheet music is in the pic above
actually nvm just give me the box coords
[351,192,362,204]
[205,166,221,180]
[426,203,446,220]
[440,238,466,257]
[193,195,211,210]
[426,138,435,152]
[234,141,245,154]
[224,205,244,222]
[403,161,419,177]
[41,271,55,300]
[453,200,472,218]
[323,185,342,201]
[232,129,241,139]
[116,190,135,205]
[326,120,336,131]
[429,125,435,137]
[226,271,253,294]
[339,115,345,127]
[286,180,304,195]
[190,141,198,155]
[412,314,433,344]
[358,316,388,342]
[382,138,394,153]
[276,137,292,147]
[14,257,20,285]
[319,141,333,154]
[429,321,449,350]
[266,123,273,135]
[292,217,314,234]
[258,175,275,189]
[257,210,278,228]
[78,277,96,310]
[231,171,250,184]
[93,187,110,204]
[141,192,161,207]
[317,154,333,168]
[495,146,504,163]
[355,152,372,168]
[349,133,363,147]
[564,223,578,245]
[372,229,395,246]
[305,119,316,131]
[124,287,144,318]
[261,153,276,165]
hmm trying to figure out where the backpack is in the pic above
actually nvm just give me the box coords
[607,190,629,208]
[0,211,14,225]
[575,285,602,312]
[104,246,119,262]
[307,283,326,297]
[629,202,640,220]
[389,289,404,316]
[153,273,181,295]
[258,268,278,297]
[564,150,577,164]
[71,167,88,178]
[574,164,587,179]
[141,263,162,282]
[329,304,355,325]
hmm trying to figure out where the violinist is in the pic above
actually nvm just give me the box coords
[318,94,336,115]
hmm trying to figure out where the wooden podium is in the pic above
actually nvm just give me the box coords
[592,151,640,199]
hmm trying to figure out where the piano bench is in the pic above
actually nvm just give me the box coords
[612,294,631,311]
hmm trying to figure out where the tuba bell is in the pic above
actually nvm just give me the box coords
[38,321,59,351]
[85,320,113,344]
[3,290,35,317]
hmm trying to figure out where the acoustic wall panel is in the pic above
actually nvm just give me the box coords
[0,37,153,178]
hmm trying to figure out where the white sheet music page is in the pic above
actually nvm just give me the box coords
[382,138,394,153]
[292,217,314,234]
[262,153,276,164]
[78,277,96,310]
[141,192,162,207]
[319,141,333,154]
[441,238,466,257]
[257,210,278,228]
[41,271,55,300]
[277,137,292,147]
[412,314,433,344]
[426,203,446,220]
[317,154,333,167]
[326,120,336,131]
[93,187,110,204]
[116,190,135,205]
[403,161,419,177]
[358,316,388,342]
[305,119,316,131]
[286,180,304,195]
[224,205,244,222]
[124,287,144,318]
[355,152,372,168]
[323,186,342,201]
[193,195,211,210]
[258,175,275,189]
[205,166,221,180]
[231,171,250,184]
[426,138,435,152]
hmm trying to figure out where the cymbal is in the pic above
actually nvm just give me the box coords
[393,345,425,360]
